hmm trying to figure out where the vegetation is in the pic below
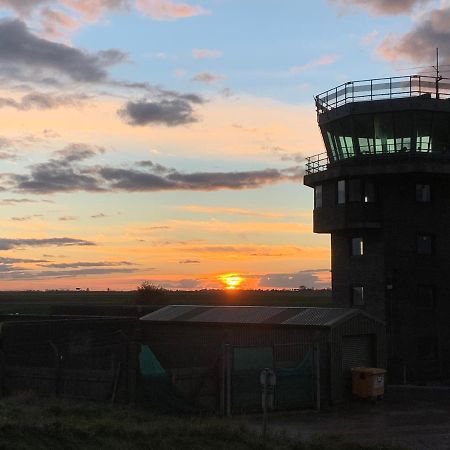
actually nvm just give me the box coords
[134,281,167,304]
[0,289,332,315]
[0,393,406,450]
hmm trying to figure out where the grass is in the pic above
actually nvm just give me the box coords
[0,393,407,450]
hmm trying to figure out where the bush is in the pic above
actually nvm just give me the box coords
[134,281,167,304]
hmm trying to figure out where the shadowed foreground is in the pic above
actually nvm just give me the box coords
[0,393,406,450]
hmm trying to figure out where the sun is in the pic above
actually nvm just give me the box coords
[218,273,244,290]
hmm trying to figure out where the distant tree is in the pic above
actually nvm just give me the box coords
[134,281,167,304]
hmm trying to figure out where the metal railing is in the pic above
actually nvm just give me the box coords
[305,147,450,175]
[305,152,329,174]
[315,75,450,114]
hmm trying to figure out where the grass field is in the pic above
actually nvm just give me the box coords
[0,393,406,450]
[0,289,332,315]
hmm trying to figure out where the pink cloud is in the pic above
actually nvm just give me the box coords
[328,0,433,16]
[40,7,80,38]
[192,48,222,59]
[289,54,339,74]
[135,0,208,20]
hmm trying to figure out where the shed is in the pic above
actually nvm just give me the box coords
[139,305,386,413]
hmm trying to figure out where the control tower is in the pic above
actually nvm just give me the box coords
[304,75,450,383]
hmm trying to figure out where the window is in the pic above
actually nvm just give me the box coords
[416,285,435,309]
[351,237,364,256]
[352,286,364,306]
[348,179,361,202]
[417,234,434,255]
[416,184,431,203]
[364,180,376,203]
[314,185,322,209]
[337,180,346,204]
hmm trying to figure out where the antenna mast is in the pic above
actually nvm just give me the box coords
[434,47,442,99]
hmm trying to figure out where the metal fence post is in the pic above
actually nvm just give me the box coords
[314,343,321,411]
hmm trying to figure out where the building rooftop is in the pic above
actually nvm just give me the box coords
[140,305,376,327]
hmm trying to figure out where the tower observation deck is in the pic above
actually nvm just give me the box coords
[304,75,450,384]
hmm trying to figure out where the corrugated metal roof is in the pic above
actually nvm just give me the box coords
[140,305,360,327]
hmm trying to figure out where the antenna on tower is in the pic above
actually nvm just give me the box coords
[433,47,443,99]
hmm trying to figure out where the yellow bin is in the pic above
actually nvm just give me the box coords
[351,367,386,400]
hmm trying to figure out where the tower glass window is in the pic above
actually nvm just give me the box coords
[417,234,433,255]
[314,185,323,208]
[416,184,431,203]
[351,237,364,256]
[352,286,364,306]
[337,180,346,204]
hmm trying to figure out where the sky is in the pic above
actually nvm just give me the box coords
[0,0,447,291]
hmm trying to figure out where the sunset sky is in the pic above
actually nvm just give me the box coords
[0,0,446,290]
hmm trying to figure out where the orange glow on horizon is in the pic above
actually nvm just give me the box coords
[218,273,245,290]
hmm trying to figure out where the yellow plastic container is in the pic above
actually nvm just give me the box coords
[351,367,386,400]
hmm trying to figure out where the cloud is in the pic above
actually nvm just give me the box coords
[6,145,304,193]
[192,48,222,59]
[258,269,331,289]
[175,205,303,219]
[40,7,80,38]
[328,0,432,15]
[10,215,43,221]
[118,98,201,126]
[0,256,49,264]
[40,260,133,268]
[0,19,126,83]
[192,72,223,83]
[178,259,200,264]
[59,216,77,221]
[0,92,89,110]
[290,54,339,74]
[377,6,450,66]
[0,237,94,250]
[0,0,50,16]
[135,0,208,20]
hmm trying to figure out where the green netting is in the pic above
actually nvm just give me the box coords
[138,345,205,413]
[275,350,314,409]
[231,347,315,413]
[139,345,166,377]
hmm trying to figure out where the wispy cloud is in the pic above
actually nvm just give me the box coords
[0,237,94,250]
[135,0,208,20]
[192,48,222,59]
[192,71,223,83]
[289,54,339,74]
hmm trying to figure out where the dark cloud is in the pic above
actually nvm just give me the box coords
[12,144,105,193]
[0,237,94,250]
[6,145,303,193]
[328,0,432,15]
[40,261,133,269]
[11,214,43,221]
[0,19,126,83]
[378,7,450,67]
[118,98,200,126]
[0,198,44,205]
[0,92,89,110]
[58,216,77,221]
[91,213,108,219]
[0,266,136,280]
[0,256,49,264]
[258,269,330,289]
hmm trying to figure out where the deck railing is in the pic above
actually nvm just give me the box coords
[315,75,450,114]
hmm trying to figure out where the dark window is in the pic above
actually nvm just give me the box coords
[416,184,431,202]
[364,180,376,203]
[416,285,435,309]
[348,179,361,202]
[417,234,434,255]
[314,185,322,208]
[351,237,364,256]
[352,286,364,306]
[337,180,346,204]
